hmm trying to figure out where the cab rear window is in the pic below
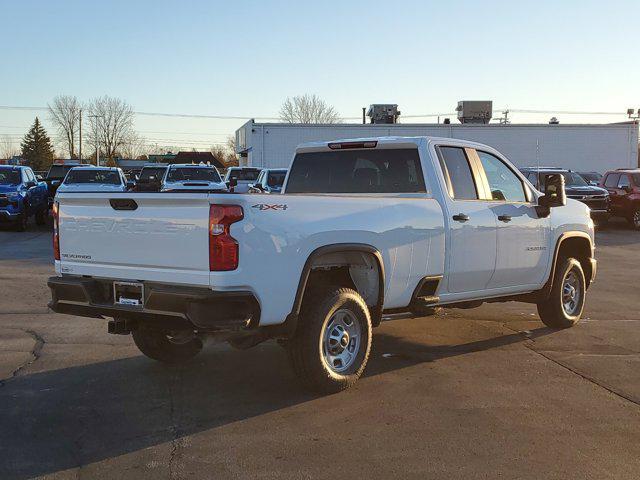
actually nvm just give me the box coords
[286,148,426,194]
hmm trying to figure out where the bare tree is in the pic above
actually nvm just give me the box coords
[119,132,149,159]
[48,95,81,158]
[0,135,19,159]
[279,94,341,124]
[87,95,135,163]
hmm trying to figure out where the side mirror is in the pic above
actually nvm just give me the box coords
[537,173,566,216]
[36,175,43,181]
[227,178,238,190]
[126,180,135,190]
[623,185,632,193]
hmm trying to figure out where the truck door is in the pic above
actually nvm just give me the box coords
[473,150,550,288]
[603,173,622,214]
[436,146,497,294]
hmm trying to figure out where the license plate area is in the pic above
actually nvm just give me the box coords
[114,281,144,307]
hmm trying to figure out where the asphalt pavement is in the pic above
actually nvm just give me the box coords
[1,220,639,479]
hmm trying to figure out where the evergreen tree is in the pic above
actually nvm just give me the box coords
[21,117,54,170]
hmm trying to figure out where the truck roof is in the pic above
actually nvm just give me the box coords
[295,135,495,152]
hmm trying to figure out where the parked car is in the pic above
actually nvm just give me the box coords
[249,168,288,193]
[520,167,610,225]
[224,167,262,193]
[56,167,128,193]
[577,171,602,186]
[49,136,596,393]
[161,164,227,192]
[44,163,80,206]
[0,165,48,231]
[135,164,168,192]
[600,169,640,229]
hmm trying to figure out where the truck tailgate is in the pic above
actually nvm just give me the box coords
[57,193,211,286]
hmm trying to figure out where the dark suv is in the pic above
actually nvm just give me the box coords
[521,167,610,225]
[600,169,640,229]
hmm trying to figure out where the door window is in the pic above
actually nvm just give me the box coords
[526,172,539,188]
[618,174,630,189]
[437,147,478,200]
[604,173,620,188]
[476,151,527,202]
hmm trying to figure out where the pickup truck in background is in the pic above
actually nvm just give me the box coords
[48,136,596,393]
[0,165,49,231]
[44,163,80,206]
[224,167,262,193]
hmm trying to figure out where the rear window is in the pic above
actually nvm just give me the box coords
[286,148,426,194]
[64,170,121,185]
[139,167,166,182]
[437,147,478,200]
[167,167,221,183]
[228,168,261,181]
[47,165,74,180]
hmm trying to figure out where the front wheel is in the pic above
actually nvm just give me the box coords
[537,257,586,329]
[288,287,372,394]
[132,326,202,364]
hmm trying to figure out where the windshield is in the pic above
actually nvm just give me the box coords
[228,168,260,181]
[561,172,589,187]
[64,170,122,185]
[139,167,166,182]
[47,165,74,180]
[267,171,287,188]
[167,167,221,183]
[0,170,21,185]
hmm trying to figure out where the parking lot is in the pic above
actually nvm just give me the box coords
[0,221,639,479]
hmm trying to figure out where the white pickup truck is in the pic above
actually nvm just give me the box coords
[48,136,596,393]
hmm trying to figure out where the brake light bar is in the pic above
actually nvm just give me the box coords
[209,204,243,271]
[53,202,60,261]
[328,141,377,150]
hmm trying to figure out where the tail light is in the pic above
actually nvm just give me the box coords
[52,202,60,260]
[209,204,243,271]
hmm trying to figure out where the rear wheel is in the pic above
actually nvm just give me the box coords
[132,326,202,364]
[35,208,47,225]
[628,209,640,230]
[537,257,586,329]
[288,287,372,394]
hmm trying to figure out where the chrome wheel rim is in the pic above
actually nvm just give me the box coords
[322,309,361,373]
[634,211,640,228]
[562,270,581,316]
[166,330,195,345]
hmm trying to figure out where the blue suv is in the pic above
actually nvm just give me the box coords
[0,165,49,231]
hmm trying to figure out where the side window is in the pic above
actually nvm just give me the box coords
[286,148,426,194]
[526,172,538,188]
[618,174,630,189]
[604,173,620,188]
[437,147,478,200]
[476,151,527,202]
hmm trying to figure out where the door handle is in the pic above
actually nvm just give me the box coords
[498,215,512,222]
[452,213,469,222]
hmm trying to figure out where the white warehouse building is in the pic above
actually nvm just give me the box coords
[235,120,639,173]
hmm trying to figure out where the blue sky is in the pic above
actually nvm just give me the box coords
[1,0,638,154]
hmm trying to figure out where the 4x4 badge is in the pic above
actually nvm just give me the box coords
[252,204,288,211]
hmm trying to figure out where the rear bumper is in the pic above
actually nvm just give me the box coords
[48,275,260,332]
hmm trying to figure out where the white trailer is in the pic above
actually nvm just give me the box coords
[235,121,639,173]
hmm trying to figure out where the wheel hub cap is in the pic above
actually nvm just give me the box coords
[562,270,581,315]
[322,309,361,373]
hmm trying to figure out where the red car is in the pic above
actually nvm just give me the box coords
[600,169,640,229]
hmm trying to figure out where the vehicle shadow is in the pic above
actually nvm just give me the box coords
[0,326,552,479]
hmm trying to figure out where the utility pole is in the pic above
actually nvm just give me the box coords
[88,114,102,166]
[78,109,82,163]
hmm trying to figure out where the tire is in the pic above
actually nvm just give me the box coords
[628,209,640,230]
[15,213,28,232]
[132,326,202,364]
[537,257,586,329]
[287,287,372,394]
[35,208,47,226]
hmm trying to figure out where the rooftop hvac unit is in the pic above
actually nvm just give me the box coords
[456,101,493,124]
[366,104,401,124]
